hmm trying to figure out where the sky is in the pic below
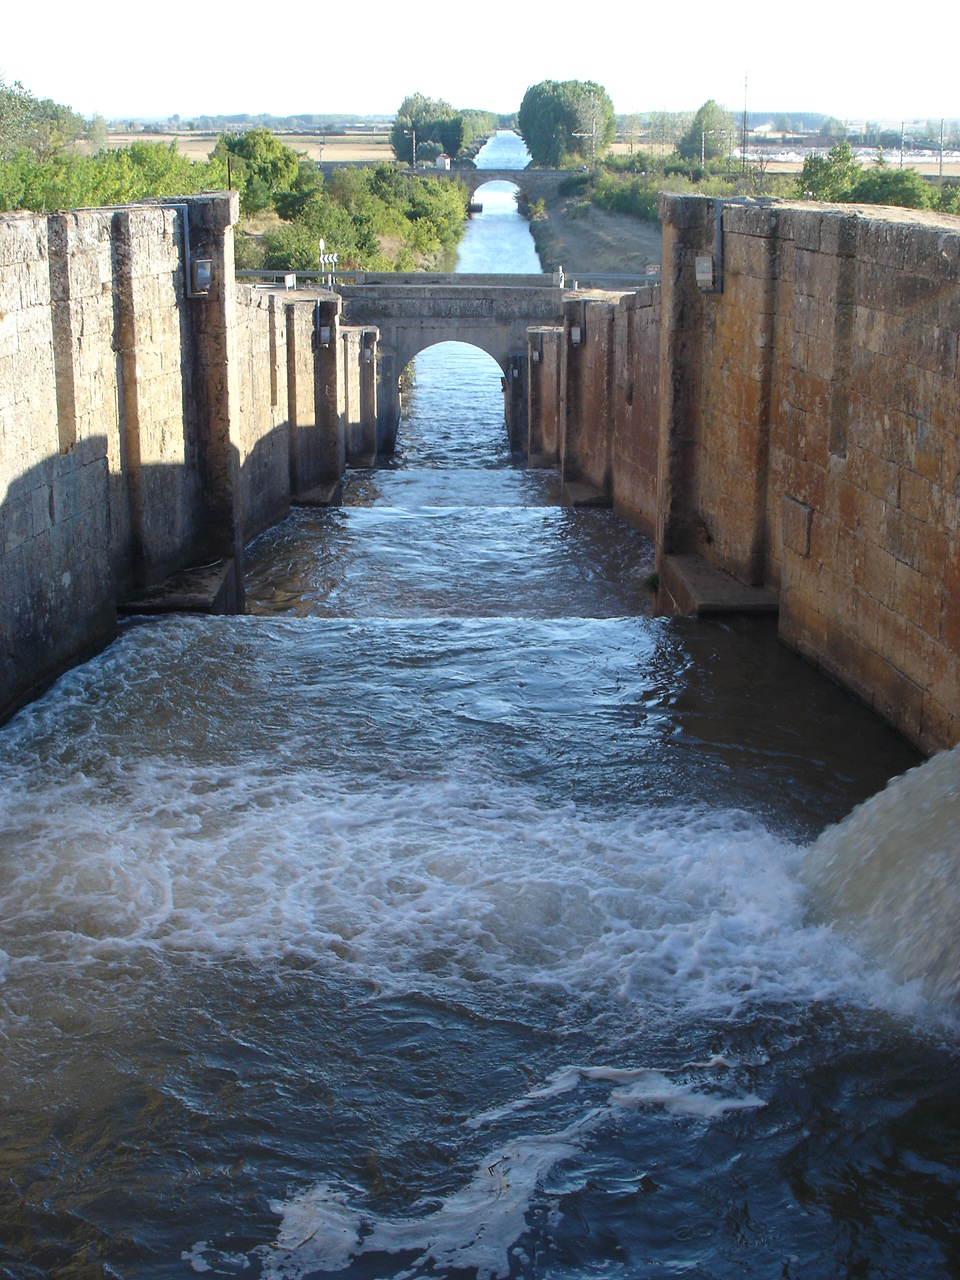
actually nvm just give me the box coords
[6,1,957,124]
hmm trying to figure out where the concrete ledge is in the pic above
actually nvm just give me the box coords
[292,481,343,507]
[561,481,611,508]
[118,558,239,616]
[657,553,779,618]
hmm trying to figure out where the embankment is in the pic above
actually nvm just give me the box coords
[524,188,662,277]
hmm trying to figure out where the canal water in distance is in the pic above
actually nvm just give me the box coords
[1,131,959,1278]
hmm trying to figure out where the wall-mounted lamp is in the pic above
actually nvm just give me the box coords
[531,349,540,363]
[570,324,582,346]
[695,254,716,291]
[164,203,214,299]
[313,299,333,351]
[696,201,726,294]
[363,347,373,363]
[191,259,213,294]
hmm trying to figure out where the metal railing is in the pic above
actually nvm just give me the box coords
[235,268,660,291]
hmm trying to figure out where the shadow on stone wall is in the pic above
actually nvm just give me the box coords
[0,419,309,724]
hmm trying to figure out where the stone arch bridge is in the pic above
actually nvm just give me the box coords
[319,163,578,206]
[336,274,565,453]
[439,168,577,203]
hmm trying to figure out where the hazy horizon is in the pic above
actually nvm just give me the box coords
[5,0,956,125]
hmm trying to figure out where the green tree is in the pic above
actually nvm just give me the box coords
[678,100,736,161]
[649,110,687,168]
[847,166,932,209]
[517,80,615,166]
[819,116,846,141]
[86,114,109,152]
[0,77,33,162]
[796,140,860,200]
[215,128,299,212]
[390,94,461,164]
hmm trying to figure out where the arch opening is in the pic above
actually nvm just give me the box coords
[396,341,513,467]
[472,179,523,216]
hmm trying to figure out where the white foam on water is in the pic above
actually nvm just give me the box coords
[469,1063,765,1129]
[252,1061,764,1280]
[0,754,910,1024]
[804,741,960,1009]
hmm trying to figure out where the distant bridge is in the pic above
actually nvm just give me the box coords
[335,273,565,452]
[319,162,581,205]
[237,267,659,455]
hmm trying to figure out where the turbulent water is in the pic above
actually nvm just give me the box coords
[1,132,959,1279]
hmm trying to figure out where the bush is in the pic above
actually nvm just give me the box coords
[591,173,660,222]
[846,166,933,209]
[557,172,593,196]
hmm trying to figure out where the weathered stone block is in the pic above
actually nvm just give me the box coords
[858,219,907,270]
[793,211,823,253]
[783,495,813,556]
[819,212,858,259]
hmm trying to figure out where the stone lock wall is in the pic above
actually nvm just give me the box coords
[1,194,375,723]
[1,209,115,714]
[526,327,563,466]
[657,195,960,752]
[236,285,291,543]
[526,285,662,524]
[0,198,223,718]
[612,285,661,537]
[525,198,958,753]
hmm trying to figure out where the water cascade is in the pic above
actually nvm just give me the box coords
[805,741,960,1008]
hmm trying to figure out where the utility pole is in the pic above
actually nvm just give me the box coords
[940,118,944,178]
[404,126,417,168]
[900,120,904,169]
[741,72,748,176]
[573,99,599,165]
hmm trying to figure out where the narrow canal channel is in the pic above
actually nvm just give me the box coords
[0,133,958,1278]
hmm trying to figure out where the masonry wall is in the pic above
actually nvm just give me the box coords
[658,195,960,752]
[0,195,358,723]
[113,205,207,584]
[612,284,661,537]
[560,296,617,494]
[0,200,219,718]
[236,286,291,542]
[526,327,563,466]
[0,211,115,715]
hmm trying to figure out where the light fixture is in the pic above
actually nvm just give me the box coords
[191,258,213,295]
[695,255,715,291]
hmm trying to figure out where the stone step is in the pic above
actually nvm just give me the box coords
[291,481,343,508]
[118,558,238,617]
[658,553,779,618]
[561,481,610,508]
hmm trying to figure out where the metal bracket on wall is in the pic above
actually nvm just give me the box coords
[696,200,725,295]
[163,202,212,299]
[312,299,332,350]
[713,198,724,294]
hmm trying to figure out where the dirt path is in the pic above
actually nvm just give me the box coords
[529,194,662,275]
